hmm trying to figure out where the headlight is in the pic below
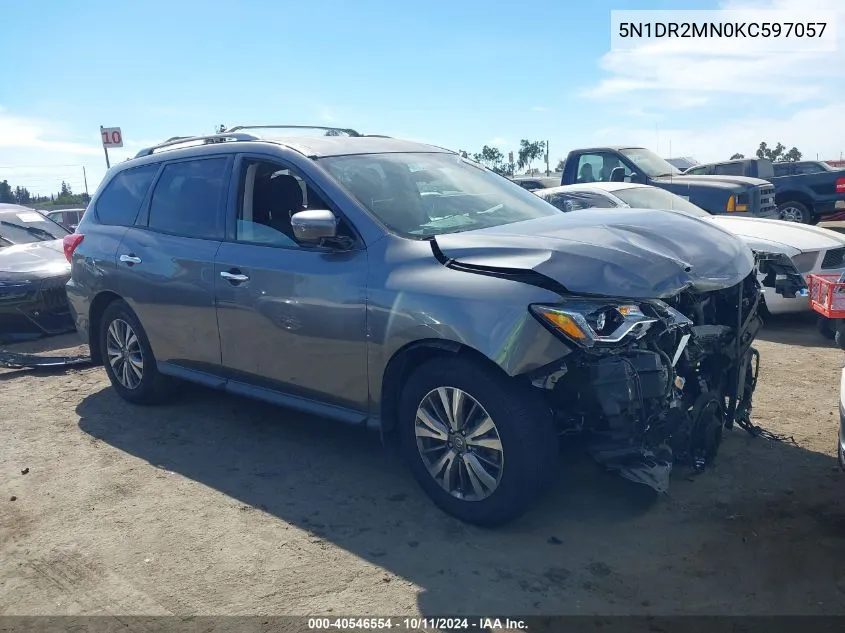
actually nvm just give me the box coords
[530,300,660,348]
[0,280,34,302]
[791,250,818,273]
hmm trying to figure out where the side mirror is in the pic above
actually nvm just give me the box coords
[628,172,642,184]
[291,210,338,244]
[610,167,626,182]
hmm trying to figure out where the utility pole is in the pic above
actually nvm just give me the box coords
[100,126,111,168]
[82,166,89,198]
[545,140,550,176]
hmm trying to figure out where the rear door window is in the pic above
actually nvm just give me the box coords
[95,164,160,226]
[713,162,745,176]
[147,158,229,239]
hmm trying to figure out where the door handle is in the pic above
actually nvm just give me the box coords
[220,271,249,283]
[119,254,142,265]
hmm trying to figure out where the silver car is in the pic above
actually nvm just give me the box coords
[65,126,780,526]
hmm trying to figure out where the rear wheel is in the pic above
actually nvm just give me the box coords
[398,357,558,527]
[99,300,175,405]
[817,315,836,340]
[778,201,812,224]
[838,437,845,472]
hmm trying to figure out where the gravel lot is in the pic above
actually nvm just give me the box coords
[1,313,845,618]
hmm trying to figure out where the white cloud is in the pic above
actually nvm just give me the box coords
[318,105,337,123]
[0,109,101,156]
[585,0,844,106]
[0,108,158,196]
[589,102,845,162]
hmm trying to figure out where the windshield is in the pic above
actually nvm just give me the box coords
[619,148,681,178]
[0,210,69,245]
[318,152,560,237]
[612,186,710,218]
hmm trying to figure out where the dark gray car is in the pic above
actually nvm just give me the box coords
[65,126,770,526]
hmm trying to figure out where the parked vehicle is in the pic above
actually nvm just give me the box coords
[558,146,779,219]
[684,158,845,224]
[45,208,86,232]
[535,182,845,316]
[0,203,75,341]
[67,126,777,526]
[511,175,561,191]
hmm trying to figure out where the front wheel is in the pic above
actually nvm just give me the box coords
[778,201,812,224]
[398,357,558,527]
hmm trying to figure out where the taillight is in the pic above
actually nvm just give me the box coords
[836,177,845,193]
[63,234,84,263]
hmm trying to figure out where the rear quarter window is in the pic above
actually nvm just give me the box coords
[94,163,160,226]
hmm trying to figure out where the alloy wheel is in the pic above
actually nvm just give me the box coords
[414,387,504,501]
[105,318,144,390]
[779,206,805,222]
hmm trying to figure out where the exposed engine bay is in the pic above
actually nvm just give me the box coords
[527,252,806,493]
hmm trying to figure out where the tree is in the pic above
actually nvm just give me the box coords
[13,186,31,204]
[730,153,745,160]
[782,147,802,162]
[0,180,12,203]
[756,141,802,163]
[215,124,227,134]
[324,129,344,136]
[555,159,566,172]
[471,145,515,177]
[472,145,504,169]
[517,140,546,173]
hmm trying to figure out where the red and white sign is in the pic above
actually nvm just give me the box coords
[100,127,124,148]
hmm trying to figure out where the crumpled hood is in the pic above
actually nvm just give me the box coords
[0,239,70,277]
[710,215,845,252]
[433,208,755,299]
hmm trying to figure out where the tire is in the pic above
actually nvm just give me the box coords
[778,201,812,224]
[99,299,175,405]
[817,315,836,340]
[838,437,845,472]
[398,356,558,527]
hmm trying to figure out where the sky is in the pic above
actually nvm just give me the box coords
[1,0,843,196]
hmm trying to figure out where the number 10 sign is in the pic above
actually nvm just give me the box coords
[100,127,124,148]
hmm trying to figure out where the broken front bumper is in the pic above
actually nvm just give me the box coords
[0,275,75,342]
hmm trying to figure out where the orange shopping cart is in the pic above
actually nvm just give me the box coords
[807,272,845,349]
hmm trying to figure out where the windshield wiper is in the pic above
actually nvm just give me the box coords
[0,220,59,242]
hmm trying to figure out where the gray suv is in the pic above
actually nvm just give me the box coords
[65,125,770,526]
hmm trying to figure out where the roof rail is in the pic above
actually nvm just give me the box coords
[224,125,362,137]
[134,132,260,158]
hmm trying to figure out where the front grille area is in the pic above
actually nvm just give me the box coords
[822,247,845,269]
[38,277,70,312]
[758,185,777,214]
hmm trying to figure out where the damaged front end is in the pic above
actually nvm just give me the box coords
[527,254,798,494]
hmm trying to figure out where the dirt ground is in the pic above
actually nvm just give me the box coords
[1,313,845,618]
